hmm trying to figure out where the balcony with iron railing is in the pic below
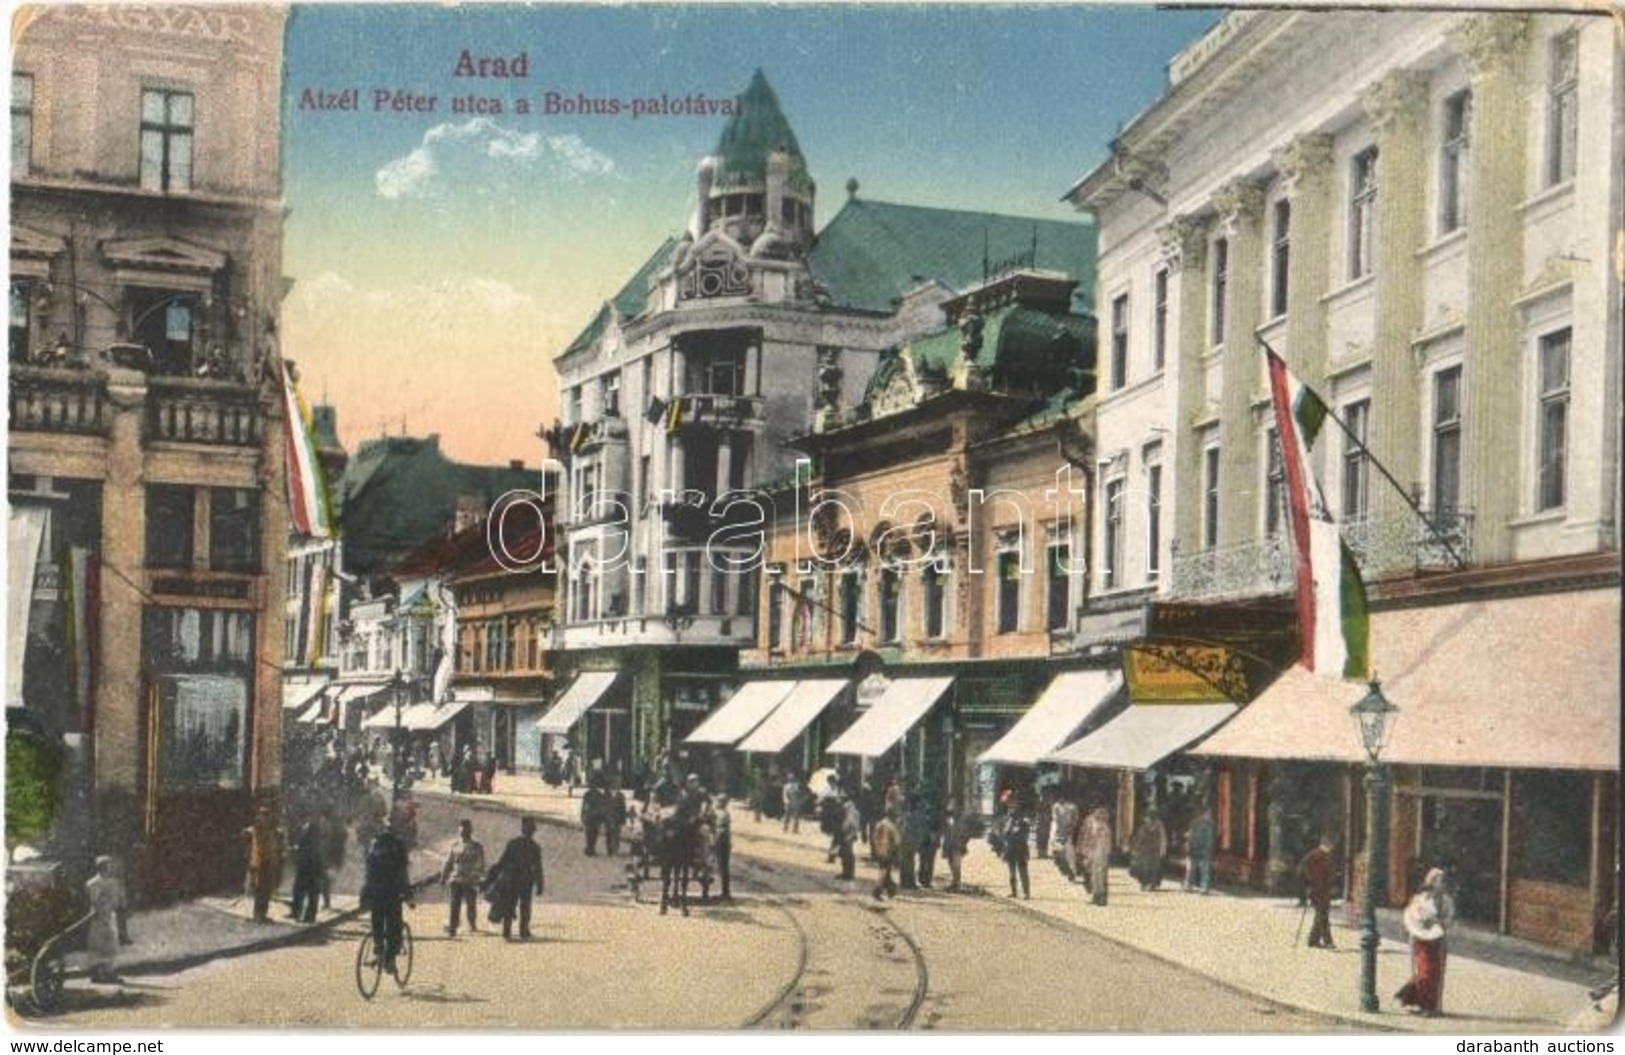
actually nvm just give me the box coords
[668,391,765,428]
[1169,509,1475,601]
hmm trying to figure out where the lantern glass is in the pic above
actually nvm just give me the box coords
[1349,679,1397,762]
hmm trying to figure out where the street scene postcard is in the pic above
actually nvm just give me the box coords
[2,0,1622,1041]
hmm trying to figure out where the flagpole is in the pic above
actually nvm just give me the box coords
[1258,339,1466,570]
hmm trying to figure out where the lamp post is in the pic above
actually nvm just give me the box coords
[1350,678,1398,1013]
[389,669,408,808]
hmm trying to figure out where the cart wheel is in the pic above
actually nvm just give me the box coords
[30,949,64,1014]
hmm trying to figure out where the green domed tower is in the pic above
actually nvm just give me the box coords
[695,70,816,257]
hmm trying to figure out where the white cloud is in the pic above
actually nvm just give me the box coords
[374,119,618,200]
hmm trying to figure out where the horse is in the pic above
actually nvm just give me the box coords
[651,804,702,917]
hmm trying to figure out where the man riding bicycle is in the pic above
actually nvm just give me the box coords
[360,816,414,972]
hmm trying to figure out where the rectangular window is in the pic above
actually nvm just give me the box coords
[10,281,32,361]
[768,582,784,648]
[710,560,728,615]
[738,566,757,617]
[682,552,701,611]
[996,549,1021,634]
[140,88,194,193]
[601,371,621,417]
[1103,479,1125,590]
[568,386,583,423]
[1264,428,1286,538]
[1432,366,1463,513]
[12,74,32,176]
[1047,541,1071,630]
[878,567,901,643]
[1537,328,1571,512]
[1439,91,1471,235]
[1341,400,1371,521]
[700,347,746,396]
[839,570,861,645]
[1203,447,1221,551]
[1146,464,1162,578]
[1270,199,1291,318]
[1109,293,1129,391]
[142,607,254,790]
[1349,148,1378,280]
[1210,237,1229,347]
[208,488,260,572]
[1547,31,1579,187]
[922,562,946,639]
[1152,269,1169,373]
[146,485,195,569]
[632,555,647,616]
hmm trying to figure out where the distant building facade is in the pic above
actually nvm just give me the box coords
[8,5,290,901]
[548,70,1096,782]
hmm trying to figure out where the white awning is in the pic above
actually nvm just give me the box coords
[363,701,439,730]
[6,507,46,708]
[417,700,471,731]
[535,671,619,735]
[1044,703,1238,771]
[977,669,1122,767]
[826,676,954,759]
[735,679,849,755]
[684,680,796,746]
[1191,589,1620,771]
[283,681,329,712]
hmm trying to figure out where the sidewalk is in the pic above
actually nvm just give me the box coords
[66,832,447,981]
[415,771,1613,1034]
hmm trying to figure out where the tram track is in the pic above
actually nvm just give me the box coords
[734,856,929,1030]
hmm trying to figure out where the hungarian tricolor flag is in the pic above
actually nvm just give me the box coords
[1263,346,1370,680]
[281,362,335,539]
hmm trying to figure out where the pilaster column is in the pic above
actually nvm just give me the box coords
[1274,134,1337,389]
[1362,69,1431,540]
[97,372,147,796]
[1159,215,1210,557]
[1214,178,1268,547]
[1455,13,1531,561]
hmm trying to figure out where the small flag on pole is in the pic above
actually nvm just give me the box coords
[1263,346,1370,680]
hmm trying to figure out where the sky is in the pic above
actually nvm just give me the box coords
[280,3,1223,465]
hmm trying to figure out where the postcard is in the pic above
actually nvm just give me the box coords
[4,0,1620,1038]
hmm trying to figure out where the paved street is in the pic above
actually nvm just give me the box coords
[42,789,1341,1031]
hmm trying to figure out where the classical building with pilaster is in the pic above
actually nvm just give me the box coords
[8,6,291,902]
[1066,10,1619,952]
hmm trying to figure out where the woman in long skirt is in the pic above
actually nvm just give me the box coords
[1395,867,1454,1016]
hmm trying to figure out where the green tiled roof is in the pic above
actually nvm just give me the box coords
[711,69,814,198]
[810,198,1095,315]
[863,301,1093,403]
[560,237,679,358]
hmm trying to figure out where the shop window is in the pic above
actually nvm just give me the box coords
[209,488,260,572]
[146,485,195,569]
[1514,772,1590,886]
[142,607,253,790]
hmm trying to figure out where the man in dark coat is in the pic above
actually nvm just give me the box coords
[289,819,325,923]
[360,818,414,973]
[1299,833,1338,949]
[581,783,606,855]
[1001,799,1033,899]
[485,816,545,941]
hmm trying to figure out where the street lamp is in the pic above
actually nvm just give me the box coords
[389,669,408,808]
[1350,677,1398,1013]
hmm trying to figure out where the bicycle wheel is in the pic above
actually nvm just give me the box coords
[354,933,382,1000]
[392,922,414,988]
